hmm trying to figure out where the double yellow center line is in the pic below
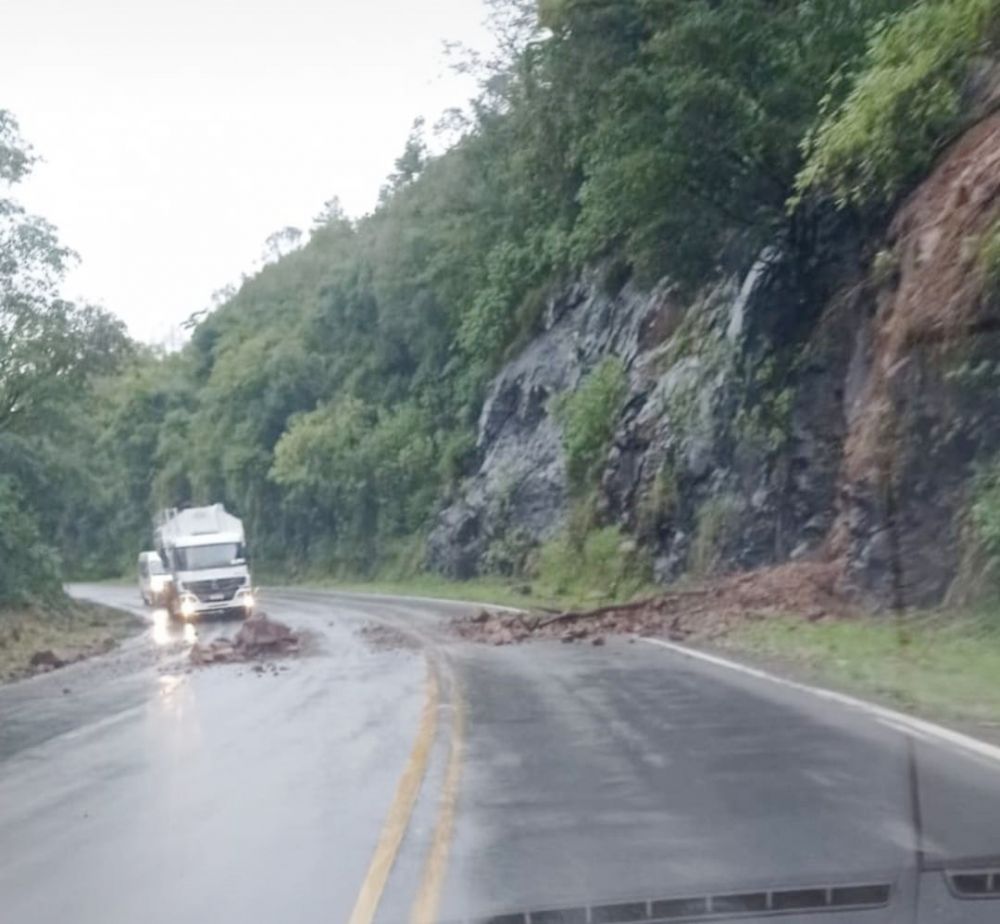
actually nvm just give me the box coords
[346,661,465,924]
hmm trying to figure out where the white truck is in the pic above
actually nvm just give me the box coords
[154,504,255,620]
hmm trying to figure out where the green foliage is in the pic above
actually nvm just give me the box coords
[977,218,1000,298]
[565,0,910,285]
[970,460,1000,560]
[731,610,1000,726]
[0,111,132,600]
[0,476,60,602]
[534,525,650,601]
[796,0,1000,208]
[871,247,901,288]
[554,358,627,493]
[733,356,796,453]
[270,399,439,573]
[688,494,743,578]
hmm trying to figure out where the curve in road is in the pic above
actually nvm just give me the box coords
[2,585,1000,924]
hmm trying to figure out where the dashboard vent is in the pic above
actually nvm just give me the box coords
[948,870,1000,898]
[456,880,891,924]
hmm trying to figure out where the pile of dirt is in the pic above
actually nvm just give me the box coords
[189,614,301,666]
[452,561,855,647]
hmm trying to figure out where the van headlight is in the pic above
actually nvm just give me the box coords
[179,595,198,619]
[236,588,255,610]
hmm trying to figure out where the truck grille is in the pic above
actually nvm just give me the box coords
[186,577,245,602]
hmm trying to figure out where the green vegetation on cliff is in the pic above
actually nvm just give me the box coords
[797,0,1000,207]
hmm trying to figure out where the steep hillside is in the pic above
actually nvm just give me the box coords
[835,111,1000,604]
[431,111,1000,607]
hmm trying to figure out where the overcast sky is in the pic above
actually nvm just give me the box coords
[3,0,492,343]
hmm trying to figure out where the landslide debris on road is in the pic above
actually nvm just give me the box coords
[189,613,302,666]
[452,562,855,646]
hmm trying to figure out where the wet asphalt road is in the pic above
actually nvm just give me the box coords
[2,586,1000,923]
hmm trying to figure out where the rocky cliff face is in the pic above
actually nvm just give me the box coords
[425,272,673,577]
[428,113,1000,608]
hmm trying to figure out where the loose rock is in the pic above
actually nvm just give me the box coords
[30,650,65,670]
[188,613,301,667]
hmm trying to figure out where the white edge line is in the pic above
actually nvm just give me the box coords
[640,636,1000,767]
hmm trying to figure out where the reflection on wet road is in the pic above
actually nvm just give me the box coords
[150,607,197,646]
[0,585,999,923]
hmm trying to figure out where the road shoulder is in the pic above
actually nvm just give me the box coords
[0,594,143,684]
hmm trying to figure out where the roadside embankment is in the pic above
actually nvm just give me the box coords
[0,597,143,683]
[718,609,1000,739]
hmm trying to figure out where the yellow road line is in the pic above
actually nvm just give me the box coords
[410,673,465,924]
[347,666,440,924]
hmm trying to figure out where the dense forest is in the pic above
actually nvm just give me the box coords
[4,0,1000,604]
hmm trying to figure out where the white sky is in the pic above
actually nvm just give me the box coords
[2,0,491,343]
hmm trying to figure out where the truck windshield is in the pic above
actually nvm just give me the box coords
[174,543,244,571]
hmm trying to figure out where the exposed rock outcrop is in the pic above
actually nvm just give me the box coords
[429,113,1000,608]
[426,271,676,577]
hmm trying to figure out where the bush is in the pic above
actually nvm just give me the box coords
[951,460,1000,601]
[534,525,650,601]
[971,461,1000,558]
[977,219,1000,298]
[796,0,1000,208]
[688,494,743,578]
[0,477,60,603]
[554,358,628,494]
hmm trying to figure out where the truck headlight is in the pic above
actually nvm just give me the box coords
[180,596,198,619]
[237,589,255,609]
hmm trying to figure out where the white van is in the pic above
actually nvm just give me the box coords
[137,550,172,606]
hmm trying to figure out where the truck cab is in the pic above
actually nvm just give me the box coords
[155,505,255,620]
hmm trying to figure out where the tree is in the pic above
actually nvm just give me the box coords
[262,226,303,264]
[312,196,347,230]
[0,111,132,598]
[382,119,428,199]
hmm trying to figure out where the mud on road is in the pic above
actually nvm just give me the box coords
[451,561,854,646]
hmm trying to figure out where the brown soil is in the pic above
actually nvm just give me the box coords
[452,561,856,646]
[843,112,1000,483]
